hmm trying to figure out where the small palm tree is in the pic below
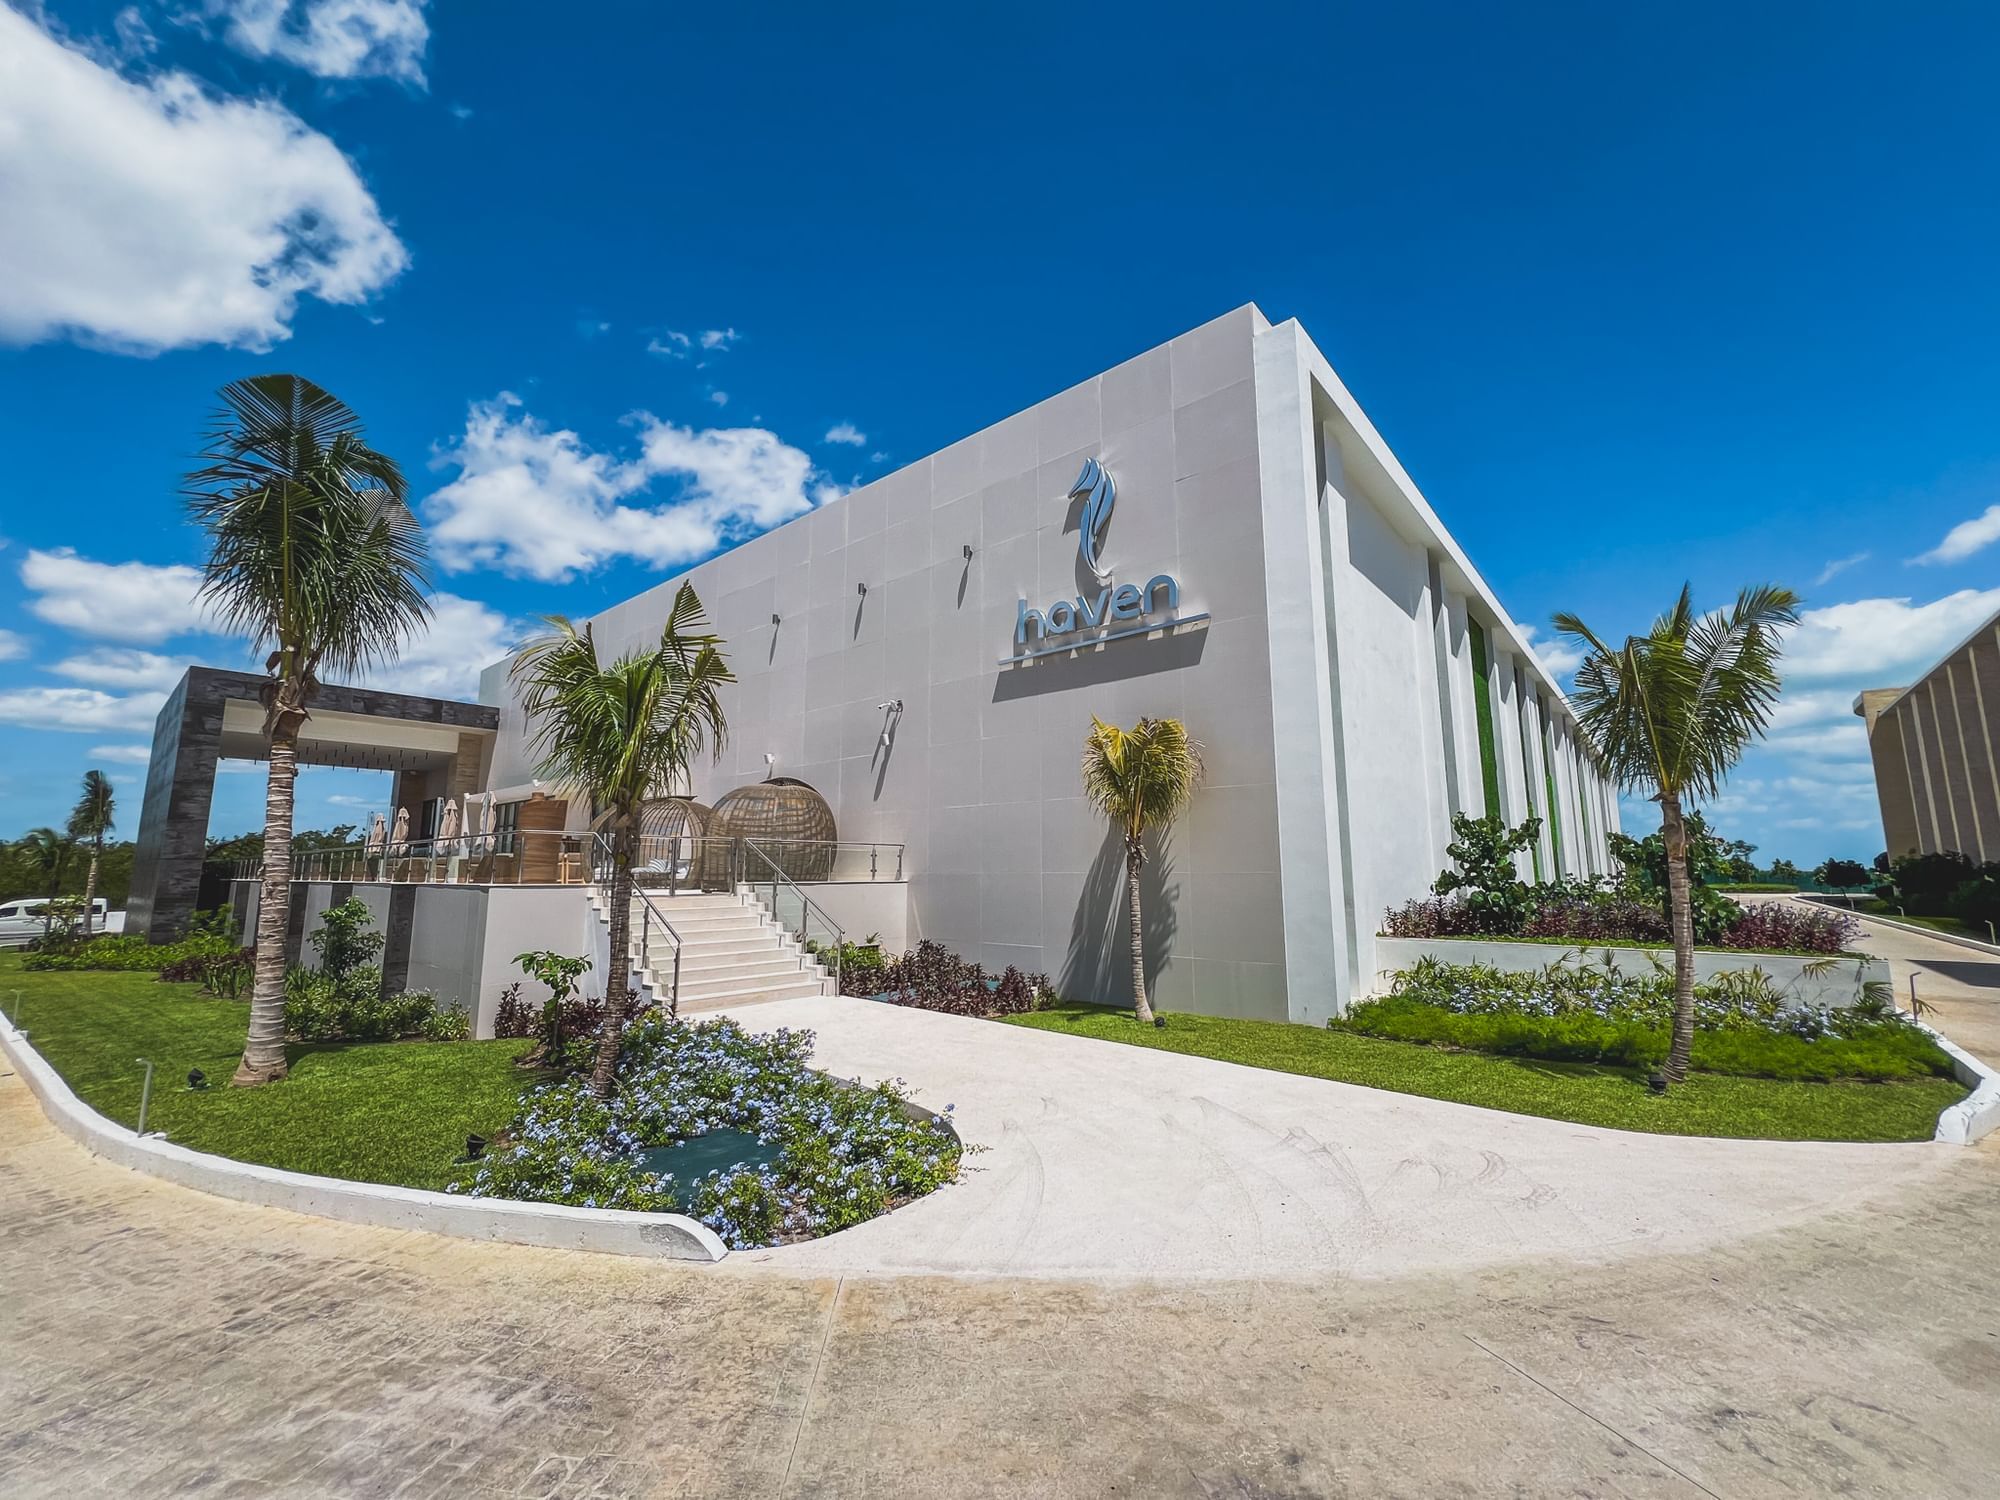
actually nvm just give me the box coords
[186,374,432,1086]
[1080,716,1203,1025]
[67,770,116,938]
[511,583,733,1098]
[19,828,74,937]
[1555,584,1799,1084]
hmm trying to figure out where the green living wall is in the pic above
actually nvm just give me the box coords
[1466,618,1503,819]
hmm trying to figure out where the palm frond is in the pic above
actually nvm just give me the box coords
[1080,715,1204,840]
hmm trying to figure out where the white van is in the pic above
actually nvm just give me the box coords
[0,898,114,947]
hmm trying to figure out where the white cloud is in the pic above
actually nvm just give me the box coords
[0,687,165,734]
[825,422,867,447]
[204,0,430,86]
[89,744,155,764]
[0,6,407,354]
[699,328,739,351]
[1517,624,1584,678]
[1779,588,2000,685]
[0,630,27,663]
[1814,552,1869,586]
[20,550,223,644]
[357,593,519,699]
[425,395,840,582]
[647,331,692,359]
[1912,504,2000,566]
[708,390,729,407]
[48,648,188,693]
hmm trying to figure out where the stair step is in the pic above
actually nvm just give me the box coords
[675,976,836,1013]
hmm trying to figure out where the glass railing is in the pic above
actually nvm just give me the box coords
[739,839,845,994]
[230,832,906,893]
[232,829,595,887]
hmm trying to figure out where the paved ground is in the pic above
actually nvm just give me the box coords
[3,1065,1998,1497]
[6,915,1999,1496]
[1833,904,2000,1068]
[718,995,1957,1280]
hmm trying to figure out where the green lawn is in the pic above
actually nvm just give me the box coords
[1006,1004,1964,1142]
[1,953,538,1189]
[1857,901,1993,942]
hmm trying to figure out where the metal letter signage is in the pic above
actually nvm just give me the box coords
[1002,458,1209,666]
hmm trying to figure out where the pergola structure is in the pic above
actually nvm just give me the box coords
[126,667,498,939]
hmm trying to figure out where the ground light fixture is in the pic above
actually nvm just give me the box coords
[1647,1071,1668,1095]
[186,1067,207,1090]
[464,1133,488,1161]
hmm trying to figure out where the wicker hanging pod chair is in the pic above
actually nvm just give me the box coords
[707,777,837,882]
[637,796,712,887]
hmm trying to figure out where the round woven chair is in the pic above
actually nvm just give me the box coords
[637,796,711,887]
[707,777,837,882]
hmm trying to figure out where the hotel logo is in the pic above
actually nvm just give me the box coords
[1003,457,1209,666]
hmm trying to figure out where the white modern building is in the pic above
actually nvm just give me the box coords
[458,304,1619,1025]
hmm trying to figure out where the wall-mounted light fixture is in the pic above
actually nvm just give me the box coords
[856,581,868,597]
[962,543,974,560]
[771,612,781,626]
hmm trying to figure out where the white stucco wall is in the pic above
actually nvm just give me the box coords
[479,306,1621,1023]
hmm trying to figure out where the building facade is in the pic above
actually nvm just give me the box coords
[479,306,1619,1022]
[1857,608,2000,863]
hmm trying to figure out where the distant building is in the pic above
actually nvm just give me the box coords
[1856,609,2000,862]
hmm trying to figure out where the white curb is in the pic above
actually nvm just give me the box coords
[1915,1018,2000,1146]
[0,1018,727,1262]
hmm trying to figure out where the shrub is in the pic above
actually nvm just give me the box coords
[1431,813,1542,934]
[454,1014,961,1248]
[282,964,452,1042]
[1713,902,1856,956]
[874,940,1052,1016]
[308,897,385,980]
[1337,995,1953,1082]
[824,939,889,997]
[1521,895,1670,944]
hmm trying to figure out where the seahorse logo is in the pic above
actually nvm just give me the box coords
[1070,457,1116,582]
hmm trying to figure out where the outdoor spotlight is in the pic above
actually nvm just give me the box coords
[1646,1071,1668,1095]
[962,542,974,560]
[856,581,868,597]
[771,612,781,626]
[1153,1015,1167,1029]
[185,1067,207,1090]
[464,1133,488,1161]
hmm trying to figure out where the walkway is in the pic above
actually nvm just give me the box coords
[1833,902,2000,1068]
[720,993,1956,1280]
[3,1062,1998,1497]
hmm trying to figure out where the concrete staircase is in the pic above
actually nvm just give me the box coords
[594,886,836,1014]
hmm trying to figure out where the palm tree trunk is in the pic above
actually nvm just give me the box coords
[589,828,634,1099]
[236,726,298,1086]
[1126,836,1155,1025]
[82,837,101,939]
[1659,793,1698,1084]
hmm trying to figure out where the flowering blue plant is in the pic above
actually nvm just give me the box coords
[451,1015,960,1248]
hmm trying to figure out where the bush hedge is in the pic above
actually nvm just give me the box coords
[1335,995,1954,1082]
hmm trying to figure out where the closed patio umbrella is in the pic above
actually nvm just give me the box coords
[390,805,410,852]
[438,798,462,847]
[365,812,387,855]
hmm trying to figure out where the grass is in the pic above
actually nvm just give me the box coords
[1005,1003,1965,1142]
[0,953,538,1190]
[1856,901,1993,941]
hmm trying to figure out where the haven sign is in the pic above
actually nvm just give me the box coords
[1002,458,1209,665]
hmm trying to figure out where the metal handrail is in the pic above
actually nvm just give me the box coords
[589,834,684,1019]
[738,838,845,995]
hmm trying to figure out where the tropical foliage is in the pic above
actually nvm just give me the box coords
[1341,957,1951,1083]
[185,374,432,1086]
[453,1015,960,1248]
[1079,715,1202,1025]
[511,582,733,1096]
[1553,583,1799,1084]
[67,770,115,937]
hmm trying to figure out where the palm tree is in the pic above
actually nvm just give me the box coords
[67,770,115,938]
[186,374,432,1086]
[1080,715,1203,1026]
[511,583,733,1098]
[1554,584,1799,1085]
[19,828,74,937]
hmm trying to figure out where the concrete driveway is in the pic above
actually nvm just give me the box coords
[719,993,1957,1281]
[4,1061,1998,1498]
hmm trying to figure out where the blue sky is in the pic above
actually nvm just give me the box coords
[1,0,1997,862]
